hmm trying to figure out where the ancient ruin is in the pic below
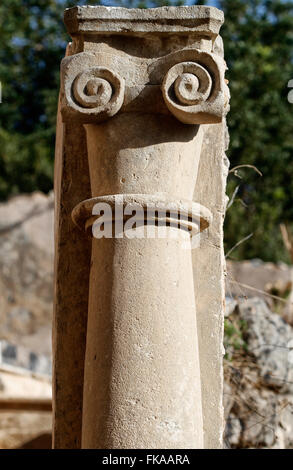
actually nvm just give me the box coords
[53,5,229,448]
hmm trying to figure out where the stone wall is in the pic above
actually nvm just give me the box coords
[0,192,53,449]
[0,192,53,357]
[0,340,51,376]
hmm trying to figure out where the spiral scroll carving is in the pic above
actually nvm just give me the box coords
[70,66,125,120]
[162,60,219,125]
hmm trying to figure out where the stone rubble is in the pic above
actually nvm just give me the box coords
[224,297,293,448]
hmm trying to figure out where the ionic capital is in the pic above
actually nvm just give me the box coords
[54,6,230,449]
[60,6,229,125]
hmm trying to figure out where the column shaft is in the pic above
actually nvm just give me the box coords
[82,235,203,449]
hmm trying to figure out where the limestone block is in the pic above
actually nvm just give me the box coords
[53,6,229,449]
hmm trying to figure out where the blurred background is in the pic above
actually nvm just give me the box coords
[0,0,293,449]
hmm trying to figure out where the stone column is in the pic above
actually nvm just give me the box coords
[54,5,229,449]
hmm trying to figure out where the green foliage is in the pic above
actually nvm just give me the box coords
[219,0,293,262]
[224,316,248,361]
[0,0,101,199]
[0,0,293,262]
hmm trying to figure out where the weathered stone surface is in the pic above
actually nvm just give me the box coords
[64,5,224,36]
[53,94,91,450]
[54,5,228,449]
[193,122,228,448]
